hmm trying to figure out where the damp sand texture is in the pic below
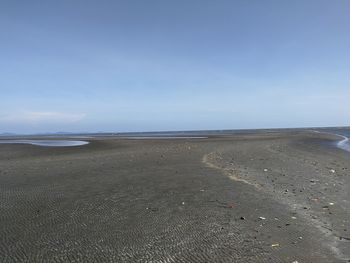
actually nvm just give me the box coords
[0,132,349,262]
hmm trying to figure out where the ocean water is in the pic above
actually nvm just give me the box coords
[0,140,89,147]
[321,129,350,152]
[334,130,350,152]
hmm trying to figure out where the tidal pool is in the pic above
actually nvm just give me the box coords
[0,140,89,147]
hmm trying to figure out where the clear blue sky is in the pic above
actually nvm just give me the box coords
[1,0,349,133]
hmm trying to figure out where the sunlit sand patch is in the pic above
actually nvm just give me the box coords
[202,152,260,189]
[122,136,208,139]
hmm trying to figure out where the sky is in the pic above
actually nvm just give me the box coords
[0,0,349,134]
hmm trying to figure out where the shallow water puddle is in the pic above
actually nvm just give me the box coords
[0,140,89,147]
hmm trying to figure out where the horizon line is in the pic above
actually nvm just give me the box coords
[1,125,349,136]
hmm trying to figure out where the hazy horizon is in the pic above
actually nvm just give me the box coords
[1,0,350,134]
[2,125,350,136]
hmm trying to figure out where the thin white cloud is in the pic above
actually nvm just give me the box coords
[0,111,86,124]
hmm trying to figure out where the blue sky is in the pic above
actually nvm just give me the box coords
[1,0,349,133]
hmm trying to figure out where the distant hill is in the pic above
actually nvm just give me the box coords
[0,132,17,136]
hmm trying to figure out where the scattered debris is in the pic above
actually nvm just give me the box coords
[339,236,350,241]
[258,216,266,220]
[310,179,318,183]
[146,207,158,212]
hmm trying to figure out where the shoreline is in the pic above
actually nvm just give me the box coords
[335,134,350,152]
[310,130,350,153]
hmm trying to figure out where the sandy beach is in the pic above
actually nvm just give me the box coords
[1,131,349,262]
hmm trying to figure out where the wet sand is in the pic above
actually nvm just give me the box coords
[0,131,349,262]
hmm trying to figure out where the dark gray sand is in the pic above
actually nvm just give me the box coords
[1,131,349,262]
